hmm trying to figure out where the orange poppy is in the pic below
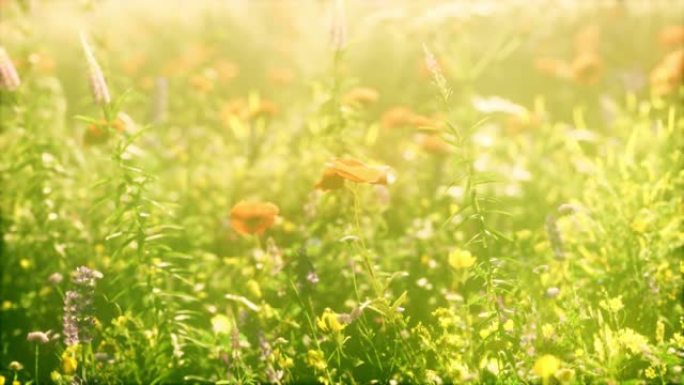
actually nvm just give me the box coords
[571,52,603,85]
[315,158,390,190]
[84,119,125,145]
[342,87,379,107]
[534,57,571,79]
[659,26,684,49]
[381,106,416,129]
[416,133,451,155]
[650,49,684,96]
[229,201,280,235]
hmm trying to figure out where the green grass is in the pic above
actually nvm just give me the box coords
[0,1,683,384]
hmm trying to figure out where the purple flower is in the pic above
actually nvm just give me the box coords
[62,266,103,345]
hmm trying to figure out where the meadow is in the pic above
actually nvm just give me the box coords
[0,0,683,384]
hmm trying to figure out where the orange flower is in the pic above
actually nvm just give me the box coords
[229,201,279,235]
[342,87,379,107]
[534,57,571,79]
[571,52,603,85]
[268,67,296,86]
[381,106,416,129]
[416,133,451,155]
[659,25,684,49]
[249,99,279,120]
[214,59,240,83]
[573,25,600,55]
[315,158,390,190]
[650,49,684,96]
[84,119,125,145]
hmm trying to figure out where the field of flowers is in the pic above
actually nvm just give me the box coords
[1,0,683,384]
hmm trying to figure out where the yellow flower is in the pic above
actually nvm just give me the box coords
[0,376,4,385]
[555,368,575,383]
[656,320,665,344]
[533,354,560,379]
[305,349,327,372]
[62,346,79,374]
[618,328,649,355]
[599,296,624,313]
[211,314,232,335]
[247,279,262,299]
[50,371,62,383]
[13,380,21,385]
[316,308,345,334]
[503,319,515,332]
[448,249,476,269]
[645,366,657,379]
[542,323,555,339]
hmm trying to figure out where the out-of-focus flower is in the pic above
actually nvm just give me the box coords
[306,349,327,371]
[381,106,439,131]
[416,133,451,155]
[214,59,239,83]
[448,249,476,269]
[555,368,575,383]
[574,25,600,55]
[229,201,280,235]
[315,158,391,190]
[329,0,347,51]
[534,57,571,79]
[121,53,146,75]
[9,361,23,371]
[546,287,560,298]
[342,87,379,107]
[27,331,50,344]
[211,314,232,335]
[650,49,684,96]
[533,354,560,379]
[80,33,111,105]
[316,308,346,333]
[0,46,21,91]
[61,345,78,374]
[268,67,295,86]
[48,272,63,285]
[659,25,684,48]
[84,118,126,145]
[189,68,216,94]
[249,98,279,120]
[571,52,603,85]
[382,106,417,129]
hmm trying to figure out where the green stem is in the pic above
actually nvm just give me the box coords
[35,344,39,385]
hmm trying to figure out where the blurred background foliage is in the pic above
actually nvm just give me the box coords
[0,0,683,384]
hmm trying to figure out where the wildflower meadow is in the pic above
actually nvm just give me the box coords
[1,0,683,384]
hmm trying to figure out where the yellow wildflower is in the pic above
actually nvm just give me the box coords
[316,308,345,334]
[62,345,78,374]
[599,296,624,313]
[211,314,232,335]
[306,349,327,371]
[448,249,476,269]
[533,354,560,379]
[503,319,515,332]
[656,319,665,344]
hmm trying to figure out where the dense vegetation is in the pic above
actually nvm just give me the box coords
[1,1,683,384]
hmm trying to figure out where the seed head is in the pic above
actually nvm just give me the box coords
[80,33,111,106]
[0,47,21,91]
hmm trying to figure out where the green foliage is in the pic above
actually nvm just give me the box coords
[0,1,683,384]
